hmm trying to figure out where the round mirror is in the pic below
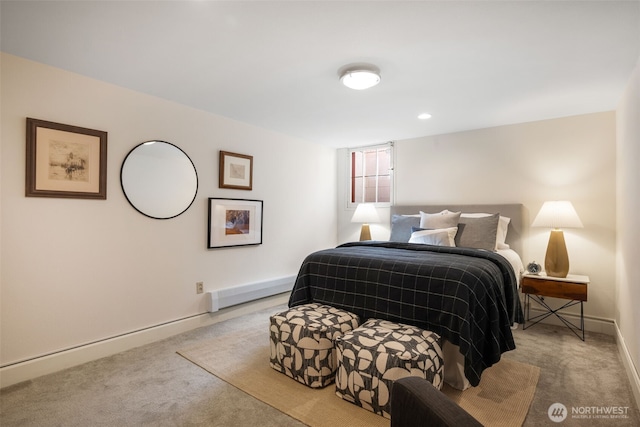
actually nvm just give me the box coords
[120,141,198,219]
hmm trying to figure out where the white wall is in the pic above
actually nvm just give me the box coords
[616,56,640,399]
[338,112,617,325]
[0,53,338,367]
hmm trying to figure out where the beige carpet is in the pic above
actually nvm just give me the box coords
[178,327,539,427]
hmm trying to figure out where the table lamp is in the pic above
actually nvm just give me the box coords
[351,204,380,241]
[531,201,583,278]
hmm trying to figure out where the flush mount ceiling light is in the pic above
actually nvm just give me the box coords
[340,66,381,90]
[418,113,432,120]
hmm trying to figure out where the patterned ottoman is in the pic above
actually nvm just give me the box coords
[269,303,361,388]
[335,319,444,418]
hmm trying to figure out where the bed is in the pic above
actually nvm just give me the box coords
[288,204,526,388]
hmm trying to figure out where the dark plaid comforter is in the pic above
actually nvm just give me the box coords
[288,241,524,387]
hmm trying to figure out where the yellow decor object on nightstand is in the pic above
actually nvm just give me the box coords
[531,201,583,278]
[351,204,380,241]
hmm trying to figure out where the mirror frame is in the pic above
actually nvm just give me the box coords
[120,140,198,220]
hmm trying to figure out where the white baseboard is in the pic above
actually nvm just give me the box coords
[525,307,616,336]
[0,293,290,389]
[615,321,640,412]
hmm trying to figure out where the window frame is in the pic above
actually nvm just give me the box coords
[347,142,394,209]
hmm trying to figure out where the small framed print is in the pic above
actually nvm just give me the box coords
[26,118,108,199]
[208,198,263,249]
[219,150,253,190]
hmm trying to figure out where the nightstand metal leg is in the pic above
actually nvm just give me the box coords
[580,301,584,341]
[522,294,585,341]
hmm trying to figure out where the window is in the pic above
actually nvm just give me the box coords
[349,143,393,206]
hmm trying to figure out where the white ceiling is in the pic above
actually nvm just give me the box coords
[2,1,639,148]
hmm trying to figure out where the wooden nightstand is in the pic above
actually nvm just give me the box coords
[521,273,589,341]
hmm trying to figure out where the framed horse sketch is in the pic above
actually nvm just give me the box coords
[25,118,108,199]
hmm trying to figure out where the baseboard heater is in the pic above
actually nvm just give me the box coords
[207,275,295,312]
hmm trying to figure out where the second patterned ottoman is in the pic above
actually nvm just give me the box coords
[335,318,444,418]
[269,303,361,388]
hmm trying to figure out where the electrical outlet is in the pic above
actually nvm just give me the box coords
[196,282,204,294]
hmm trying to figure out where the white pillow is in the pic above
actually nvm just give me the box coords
[446,211,511,250]
[409,227,458,247]
[419,210,461,229]
[496,216,511,249]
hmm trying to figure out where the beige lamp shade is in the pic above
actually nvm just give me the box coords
[351,204,380,241]
[531,201,583,229]
[532,201,583,278]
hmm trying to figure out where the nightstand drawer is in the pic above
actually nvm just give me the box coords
[521,277,587,301]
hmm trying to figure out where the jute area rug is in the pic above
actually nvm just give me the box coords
[178,326,539,427]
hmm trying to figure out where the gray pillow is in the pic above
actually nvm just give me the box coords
[455,213,500,251]
[390,215,420,242]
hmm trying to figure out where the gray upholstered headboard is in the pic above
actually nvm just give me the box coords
[390,204,527,257]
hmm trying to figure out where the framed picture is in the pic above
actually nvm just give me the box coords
[219,150,253,190]
[26,118,108,199]
[208,198,263,248]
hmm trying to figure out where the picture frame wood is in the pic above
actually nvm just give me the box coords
[208,198,263,249]
[219,150,253,190]
[26,118,108,199]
